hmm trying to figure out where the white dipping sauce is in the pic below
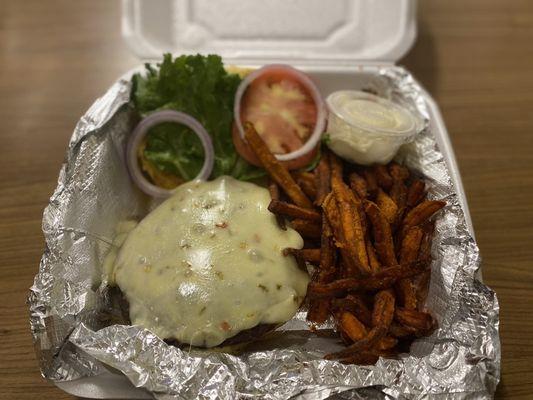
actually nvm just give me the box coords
[326,91,422,165]
[112,176,308,347]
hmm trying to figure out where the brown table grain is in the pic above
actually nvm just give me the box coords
[1,0,532,399]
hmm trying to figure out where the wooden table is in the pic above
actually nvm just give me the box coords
[1,1,531,398]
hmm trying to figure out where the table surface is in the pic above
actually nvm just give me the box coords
[1,0,532,399]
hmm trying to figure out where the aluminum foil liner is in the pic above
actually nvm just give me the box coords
[29,66,500,399]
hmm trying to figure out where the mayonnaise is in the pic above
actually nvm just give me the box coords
[112,176,308,348]
[325,91,422,165]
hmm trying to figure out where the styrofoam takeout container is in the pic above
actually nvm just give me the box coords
[55,0,473,397]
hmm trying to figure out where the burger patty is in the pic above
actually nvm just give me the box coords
[108,285,278,348]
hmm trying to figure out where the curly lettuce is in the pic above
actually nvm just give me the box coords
[132,53,264,182]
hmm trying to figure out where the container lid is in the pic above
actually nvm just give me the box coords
[122,0,417,65]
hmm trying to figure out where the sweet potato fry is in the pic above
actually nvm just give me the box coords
[389,162,409,182]
[389,322,416,338]
[337,199,371,276]
[308,276,393,298]
[418,221,435,263]
[268,180,280,199]
[307,216,337,324]
[308,302,330,324]
[244,122,312,208]
[294,171,317,200]
[390,180,408,216]
[407,179,426,208]
[394,308,435,332]
[396,280,416,310]
[325,325,387,360]
[268,200,321,222]
[388,163,408,219]
[318,215,336,280]
[362,169,379,198]
[399,226,424,264]
[396,226,424,309]
[292,171,315,186]
[290,219,321,239]
[376,188,398,225]
[337,350,379,365]
[332,295,372,326]
[307,299,330,325]
[339,179,368,237]
[268,181,286,230]
[314,153,331,206]
[337,347,398,364]
[300,249,321,264]
[329,152,344,186]
[330,179,371,276]
[322,193,358,278]
[371,289,395,329]
[365,201,398,267]
[409,222,435,310]
[283,248,321,264]
[282,244,308,273]
[374,165,393,190]
[320,214,335,274]
[307,260,427,298]
[377,336,398,351]
[349,188,368,234]
[322,193,344,246]
[338,311,368,342]
[402,200,446,229]
[298,178,317,200]
[341,328,355,345]
[366,239,381,273]
[349,172,368,199]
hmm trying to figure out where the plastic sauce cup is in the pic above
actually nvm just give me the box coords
[325,90,423,165]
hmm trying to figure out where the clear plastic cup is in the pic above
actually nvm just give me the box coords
[326,90,423,165]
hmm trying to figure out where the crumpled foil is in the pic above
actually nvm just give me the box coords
[29,65,500,399]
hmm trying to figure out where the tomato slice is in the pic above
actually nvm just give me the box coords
[233,67,321,169]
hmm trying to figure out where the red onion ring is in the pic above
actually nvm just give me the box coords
[126,110,214,198]
[233,64,327,162]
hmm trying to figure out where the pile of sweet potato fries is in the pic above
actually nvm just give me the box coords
[244,122,446,365]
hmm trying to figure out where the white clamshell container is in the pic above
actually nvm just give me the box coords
[55,0,473,397]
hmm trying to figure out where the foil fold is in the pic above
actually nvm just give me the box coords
[29,66,500,399]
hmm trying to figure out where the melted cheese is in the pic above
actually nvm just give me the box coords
[113,176,308,347]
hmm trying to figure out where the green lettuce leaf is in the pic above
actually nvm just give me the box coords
[131,53,264,181]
